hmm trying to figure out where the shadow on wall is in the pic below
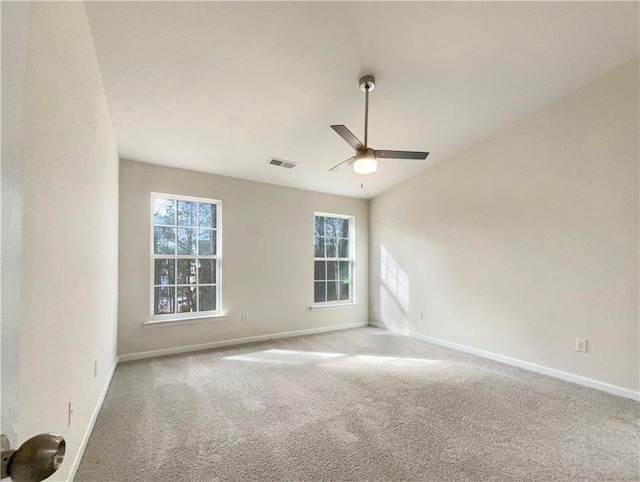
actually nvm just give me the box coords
[380,245,410,330]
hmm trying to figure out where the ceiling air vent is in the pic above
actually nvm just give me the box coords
[267,157,297,169]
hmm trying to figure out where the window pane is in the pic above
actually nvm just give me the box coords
[177,228,197,255]
[199,286,216,312]
[199,259,215,284]
[154,227,175,255]
[314,282,326,303]
[313,214,353,305]
[198,229,215,256]
[153,198,175,225]
[177,259,197,285]
[198,203,216,228]
[325,217,337,238]
[339,281,350,301]
[326,237,336,258]
[339,261,349,282]
[314,261,326,281]
[327,281,338,302]
[177,200,197,227]
[154,287,175,315]
[337,218,349,238]
[152,195,221,319]
[314,216,325,237]
[327,261,338,280]
[154,259,175,286]
[314,237,325,257]
[338,239,349,258]
[177,286,196,313]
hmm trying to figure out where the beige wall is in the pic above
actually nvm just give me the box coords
[119,160,369,356]
[370,59,639,392]
[1,1,30,445]
[14,3,119,480]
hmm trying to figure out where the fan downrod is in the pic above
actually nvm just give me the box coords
[359,75,375,92]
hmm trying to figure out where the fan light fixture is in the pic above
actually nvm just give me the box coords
[353,149,377,174]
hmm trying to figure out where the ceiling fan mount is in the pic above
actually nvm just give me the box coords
[359,75,375,93]
[329,75,429,174]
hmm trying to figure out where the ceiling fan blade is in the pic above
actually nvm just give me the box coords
[374,150,429,160]
[331,125,364,150]
[329,156,356,172]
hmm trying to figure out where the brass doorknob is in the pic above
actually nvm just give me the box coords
[1,434,65,482]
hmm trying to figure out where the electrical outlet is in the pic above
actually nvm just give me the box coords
[242,313,249,322]
[575,338,588,353]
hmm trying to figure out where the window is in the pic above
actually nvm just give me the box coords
[313,213,354,304]
[151,193,221,321]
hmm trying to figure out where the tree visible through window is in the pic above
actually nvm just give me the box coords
[314,214,353,304]
[152,194,221,320]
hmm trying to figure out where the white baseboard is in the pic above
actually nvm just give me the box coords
[370,322,639,402]
[119,322,369,362]
[68,357,119,481]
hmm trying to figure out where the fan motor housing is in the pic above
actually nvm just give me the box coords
[356,147,376,159]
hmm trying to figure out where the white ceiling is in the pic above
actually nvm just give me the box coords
[86,1,639,199]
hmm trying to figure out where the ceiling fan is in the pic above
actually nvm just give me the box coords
[329,75,429,174]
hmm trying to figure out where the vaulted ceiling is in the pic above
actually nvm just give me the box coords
[86,2,639,198]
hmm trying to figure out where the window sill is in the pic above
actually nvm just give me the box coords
[309,303,358,311]
[143,313,228,327]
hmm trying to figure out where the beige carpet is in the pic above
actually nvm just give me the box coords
[76,327,639,481]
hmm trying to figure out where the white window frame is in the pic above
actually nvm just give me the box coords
[313,212,355,306]
[149,192,222,322]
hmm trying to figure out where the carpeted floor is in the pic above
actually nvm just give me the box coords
[76,327,639,481]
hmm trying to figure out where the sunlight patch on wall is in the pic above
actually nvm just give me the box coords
[380,245,410,330]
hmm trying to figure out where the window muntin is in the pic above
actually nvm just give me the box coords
[314,214,354,304]
[151,194,221,320]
